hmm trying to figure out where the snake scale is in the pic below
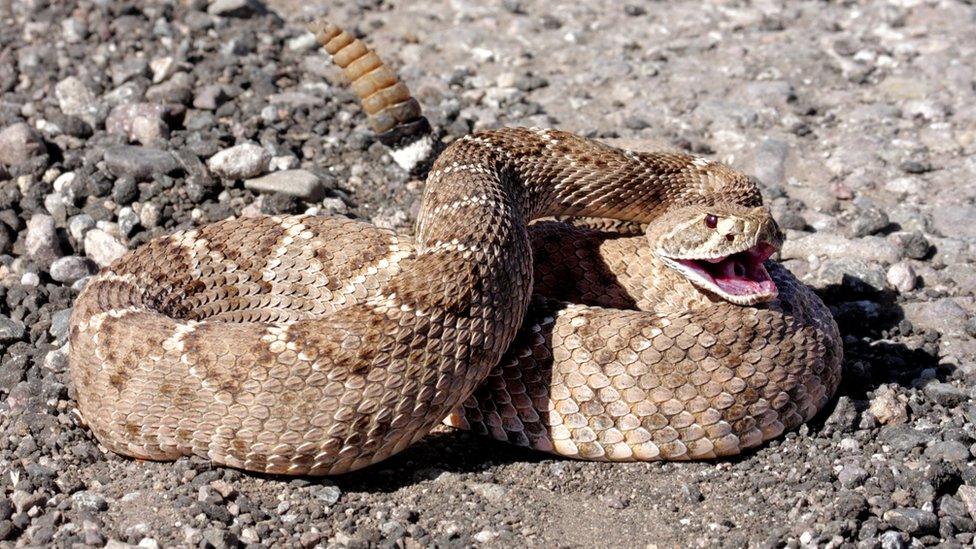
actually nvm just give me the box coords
[68,20,842,475]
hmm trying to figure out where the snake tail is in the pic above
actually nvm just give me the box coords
[308,19,434,171]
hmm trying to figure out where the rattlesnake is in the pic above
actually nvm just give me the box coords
[67,20,842,475]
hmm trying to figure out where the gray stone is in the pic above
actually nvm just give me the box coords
[146,72,194,105]
[902,298,971,338]
[113,178,138,205]
[878,425,929,451]
[111,57,149,86]
[102,82,143,108]
[0,316,26,343]
[208,143,270,180]
[923,441,970,462]
[68,214,96,242]
[321,197,349,215]
[244,170,324,200]
[882,507,937,535]
[786,184,838,213]
[103,146,179,180]
[44,192,68,223]
[202,528,239,549]
[753,138,789,186]
[740,80,794,104]
[71,491,108,513]
[10,490,42,514]
[61,17,88,43]
[106,103,180,144]
[932,204,976,240]
[837,464,869,488]
[55,76,102,125]
[878,77,932,100]
[84,229,128,267]
[466,482,509,503]
[311,484,341,505]
[25,214,60,268]
[808,258,888,294]
[958,485,976,521]
[844,206,890,238]
[50,256,94,283]
[781,232,900,264]
[0,123,45,166]
[879,530,908,549]
[266,92,324,107]
[43,347,68,372]
[890,231,931,260]
[922,381,970,408]
[193,84,229,110]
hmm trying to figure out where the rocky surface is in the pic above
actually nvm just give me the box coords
[0,0,974,547]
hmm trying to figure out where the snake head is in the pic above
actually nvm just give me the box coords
[647,204,784,306]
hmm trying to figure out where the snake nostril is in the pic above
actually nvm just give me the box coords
[726,234,734,242]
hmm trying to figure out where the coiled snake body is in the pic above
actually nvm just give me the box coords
[68,23,842,475]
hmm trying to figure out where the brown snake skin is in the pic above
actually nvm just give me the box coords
[67,23,842,475]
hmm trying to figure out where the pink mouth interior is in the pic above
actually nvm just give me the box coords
[676,242,778,298]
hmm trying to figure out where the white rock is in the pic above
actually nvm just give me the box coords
[286,33,318,52]
[269,155,299,171]
[25,214,59,266]
[207,143,271,180]
[886,262,917,293]
[20,272,40,286]
[137,538,160,549]
[473,530,497,543]
[207,0,265,17]
[868,385,908,425]
[55,76,101,125]
[150,56,177,84]
[138,202,162,228]
[321,197,348,215]
[84,229,128,267]
[54,171,77,193]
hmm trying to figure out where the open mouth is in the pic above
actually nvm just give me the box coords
[663,242,778,305]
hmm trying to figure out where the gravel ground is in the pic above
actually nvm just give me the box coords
[1,0,975,546]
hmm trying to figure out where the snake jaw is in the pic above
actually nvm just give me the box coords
[661,242,778,305]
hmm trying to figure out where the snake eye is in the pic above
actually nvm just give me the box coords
[704,214,718,229]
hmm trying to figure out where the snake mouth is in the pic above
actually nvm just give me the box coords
[662,242,778,305]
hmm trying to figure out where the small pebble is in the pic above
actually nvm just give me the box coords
[886,262,916,293]
[244,169,325,200]
[84,229,128,267]
[207,143,271,180]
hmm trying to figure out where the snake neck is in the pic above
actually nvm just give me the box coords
[418,128,762,240]
[390,126,767,354]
